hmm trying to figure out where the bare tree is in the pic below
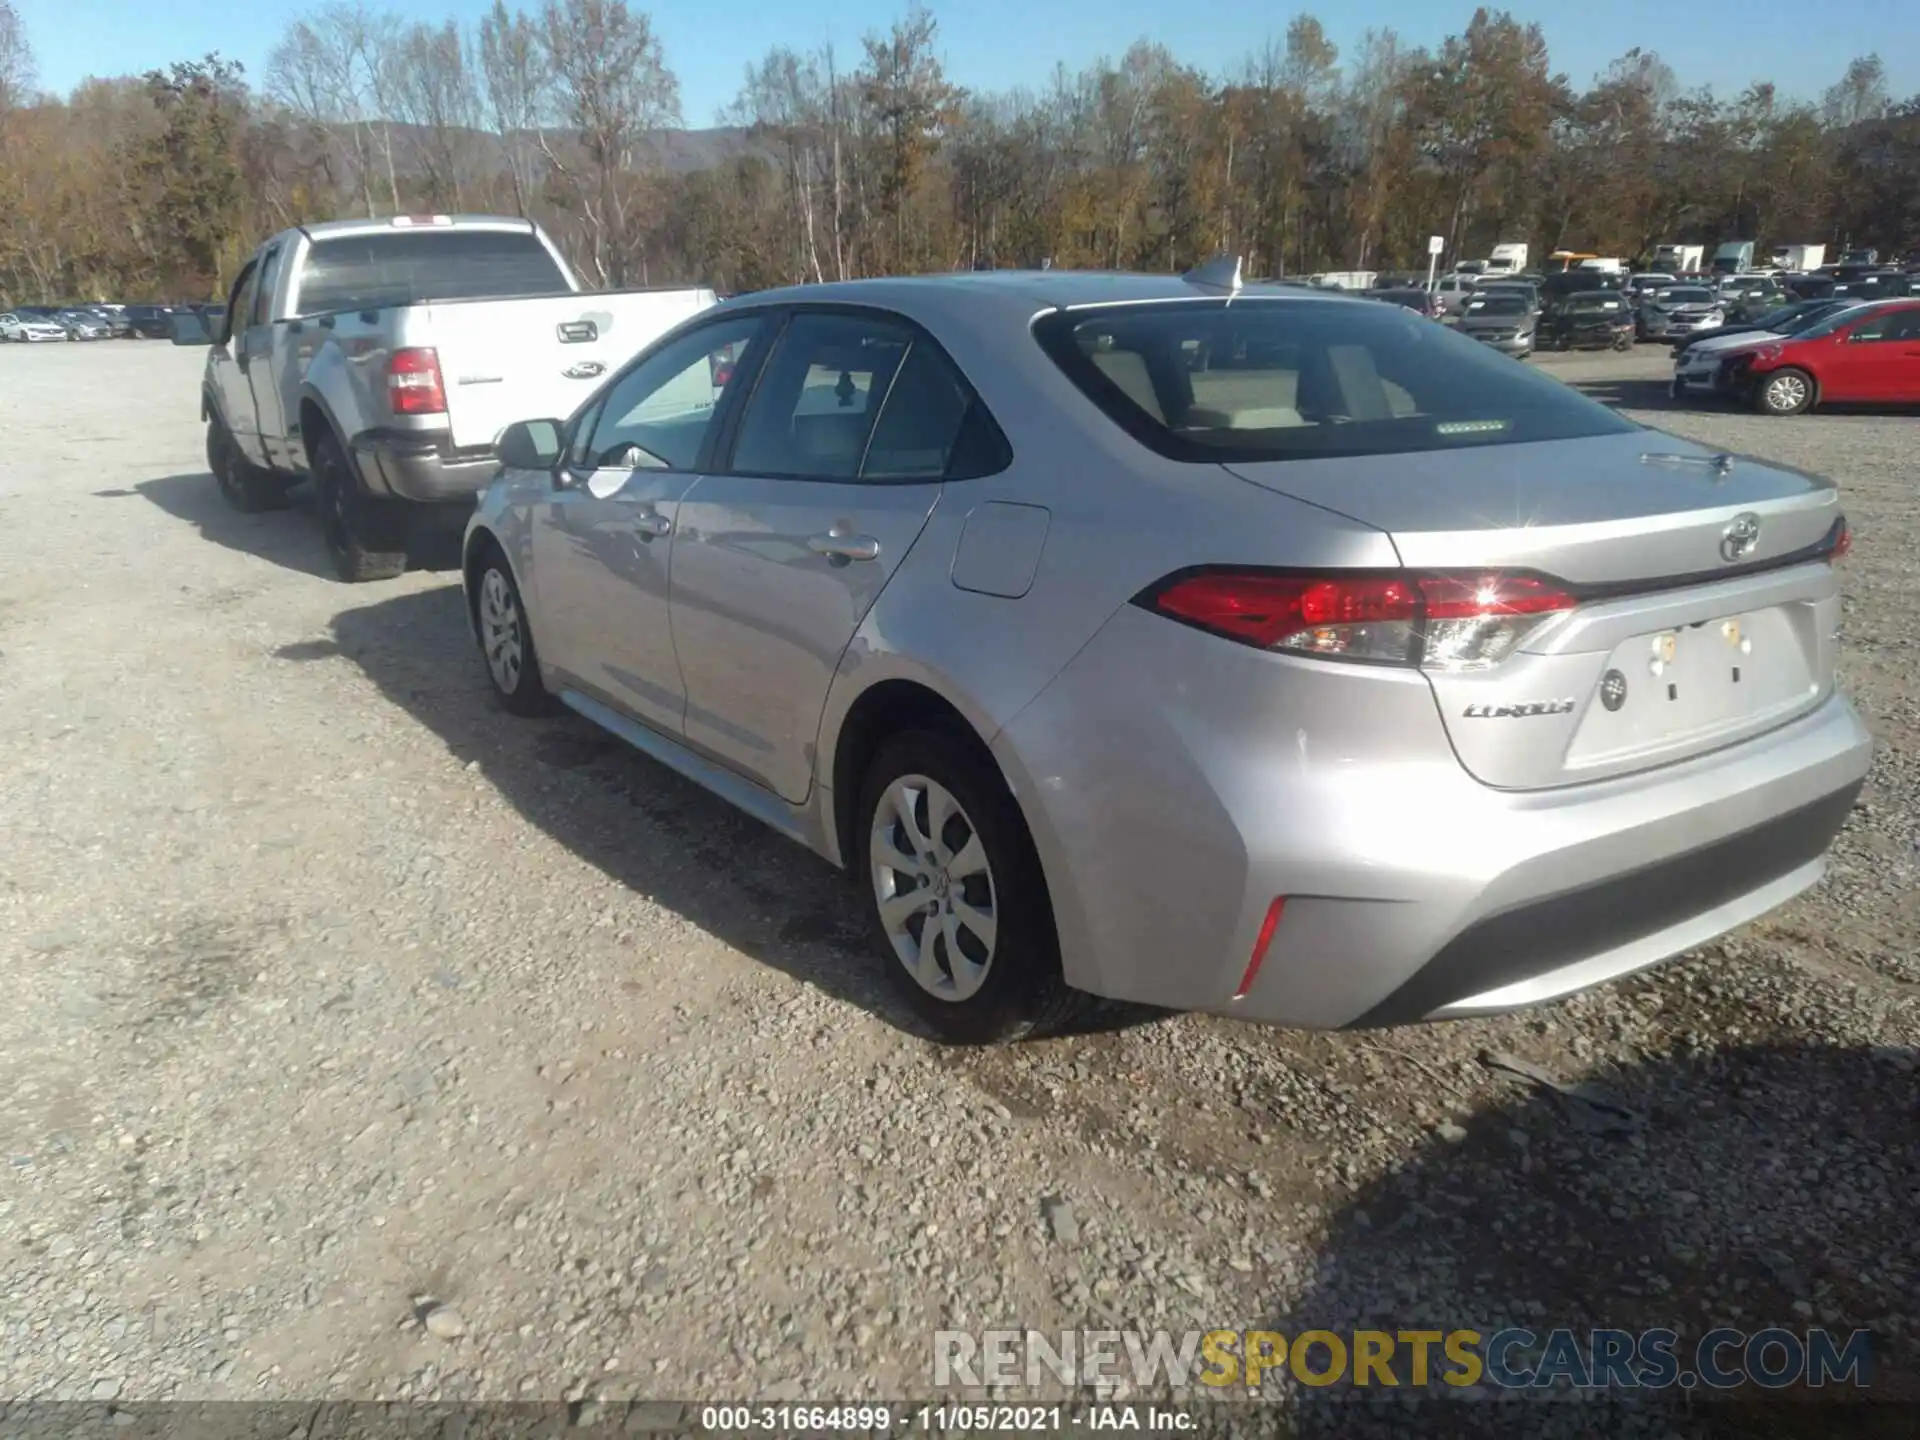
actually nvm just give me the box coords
[477,0,548,216]
[389,20,482,209]
[0,0,32,114]
[264,3,399,217]
[538,0,681,286]
[1822,54,1889,130]
[727,48,831,283]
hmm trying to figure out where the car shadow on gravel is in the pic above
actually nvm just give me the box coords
[134,472,463,579]
[1276,1040,1918,1435]
[1565,376,1693,412]
[313,583,1161,1043]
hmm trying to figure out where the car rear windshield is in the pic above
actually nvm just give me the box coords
[1033,298,1634,463]
[293,229,570,316]
[1660,288,1715,303]
[1464,294,1529,315]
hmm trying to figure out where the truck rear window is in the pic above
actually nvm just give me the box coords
[1033,298,1634,462]
[294,230,570,315]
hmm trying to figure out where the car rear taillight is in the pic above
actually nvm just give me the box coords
[1831,518,1853,561]
[1141,569,1578,671]
[387,347,447,415]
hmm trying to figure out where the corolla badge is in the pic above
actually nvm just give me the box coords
[563,361,606,380]
[1720,511,1762,563]
[1461,698,1576,718]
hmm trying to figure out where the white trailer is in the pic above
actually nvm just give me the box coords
[1653,243,1705,273]
[1485,242,1530,274]
[1770,244,1826,272]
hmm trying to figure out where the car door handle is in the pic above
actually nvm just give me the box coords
[632,509,672,538]
[808,531,881,562]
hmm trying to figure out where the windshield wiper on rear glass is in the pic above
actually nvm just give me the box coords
[1640,451,1735,478]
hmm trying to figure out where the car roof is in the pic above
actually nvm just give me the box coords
[713,270,1372,329]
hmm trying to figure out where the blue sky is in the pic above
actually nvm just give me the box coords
[16,0,1913,124]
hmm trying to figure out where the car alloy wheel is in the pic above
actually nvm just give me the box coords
[478,566,525,695]
[1761,370,1812,415]
[870,774,998,1002]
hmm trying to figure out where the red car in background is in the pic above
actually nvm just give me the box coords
[1734,299,1920,415]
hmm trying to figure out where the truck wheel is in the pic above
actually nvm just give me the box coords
[311,431,408,582]
[207,418,292,513]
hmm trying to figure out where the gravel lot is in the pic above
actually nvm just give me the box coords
[1,342,1915,1421]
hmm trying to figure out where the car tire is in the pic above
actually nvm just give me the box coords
[207,418,292,513]
[470,543,556,717]
[856,728,1088,1045]
[311,430,408,582]
[1755,367,1815,417]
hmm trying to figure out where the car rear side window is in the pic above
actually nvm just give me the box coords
[293,230,569,316]
[728,311,1006,483]
[1035,299,1634,462]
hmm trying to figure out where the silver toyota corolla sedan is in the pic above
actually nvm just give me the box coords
[463,264,1871,1044]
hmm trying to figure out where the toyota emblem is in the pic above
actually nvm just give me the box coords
[1719,512,1761,563]
[1599,669,1628,712]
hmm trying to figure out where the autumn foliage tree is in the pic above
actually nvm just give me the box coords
[1,1,1916,306]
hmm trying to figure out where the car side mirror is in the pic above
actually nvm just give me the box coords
[497,418,564,470]
[170,312,212,347]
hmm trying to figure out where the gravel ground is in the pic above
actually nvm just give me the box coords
[1,342,1914,1425]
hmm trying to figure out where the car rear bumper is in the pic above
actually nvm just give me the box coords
[993,605,1872,1029]
[351,427,501,506]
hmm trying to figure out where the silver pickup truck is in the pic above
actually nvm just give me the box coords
[179,215,715,580]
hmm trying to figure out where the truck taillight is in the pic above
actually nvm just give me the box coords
[387,347,447,416]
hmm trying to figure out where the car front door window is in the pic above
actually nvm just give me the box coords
[580,318,762,478]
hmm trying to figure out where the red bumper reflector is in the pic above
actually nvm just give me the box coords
[1235,897,1288,999]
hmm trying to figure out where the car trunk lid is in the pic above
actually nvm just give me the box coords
[1224,432,1845,789]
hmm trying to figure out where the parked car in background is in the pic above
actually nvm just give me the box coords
[1453,288,1538,356]
[1626,272,1678,299]
[1430,273,1478,314]
[462,265,1868,1042]
[1670,301,1872,395]
[1637,285,1725,340]
[1670,298,1856,360]
[1539,290,1636,350]
[1716,275,1786,321]
[54,308,112,340]
[1368,286,1444,319]
[0,310,72,342]
[1540,269,1626,306]
[124,304,175,338]
[1721,300,1920,414]
[84,306,133,338]
[176,214,716,582]
[1835,272,1914,303]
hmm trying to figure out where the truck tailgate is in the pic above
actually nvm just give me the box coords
[427,289,716,449]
